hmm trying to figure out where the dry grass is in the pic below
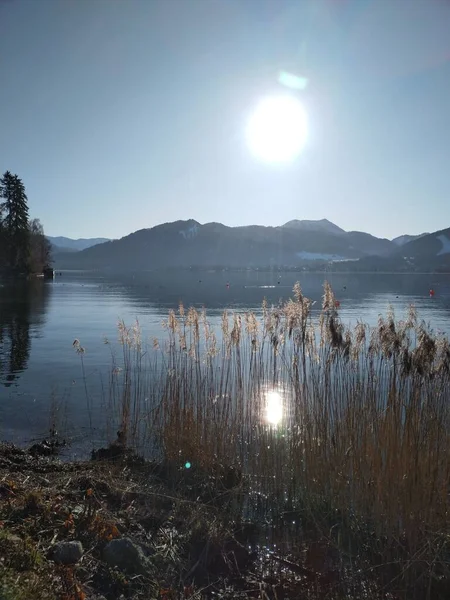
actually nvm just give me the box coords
[2,442,382,599]
[78,281,450,598]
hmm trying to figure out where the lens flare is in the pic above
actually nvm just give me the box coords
[278,71,309,91]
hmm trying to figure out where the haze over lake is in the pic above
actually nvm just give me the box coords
[1,270,450,453]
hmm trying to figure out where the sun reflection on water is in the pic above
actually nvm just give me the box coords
[265,391,283,426]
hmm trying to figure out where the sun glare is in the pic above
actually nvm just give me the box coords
[266,391,283,426]
[246,95,308,163]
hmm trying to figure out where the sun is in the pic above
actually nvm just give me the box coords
[246,95,308,163]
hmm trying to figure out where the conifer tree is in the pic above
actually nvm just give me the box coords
[0,171,31,272]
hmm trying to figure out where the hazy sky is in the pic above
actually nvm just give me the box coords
[1,0,450,240]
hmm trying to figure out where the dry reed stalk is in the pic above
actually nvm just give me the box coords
[102,283,450,595]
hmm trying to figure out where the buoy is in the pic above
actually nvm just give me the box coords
[429,289,435,297]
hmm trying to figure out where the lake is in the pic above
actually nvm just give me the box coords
[1,270,450,455]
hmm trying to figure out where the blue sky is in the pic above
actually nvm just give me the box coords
[1,0,450,240]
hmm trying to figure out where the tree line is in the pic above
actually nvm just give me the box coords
[0,171,52,276]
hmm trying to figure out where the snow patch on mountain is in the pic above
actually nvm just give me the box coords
[436,234,450,256]
[179,224,199,240]
[296,251,348,262]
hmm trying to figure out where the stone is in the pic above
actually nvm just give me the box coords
[50,540,84,564]
[103,537,152,575]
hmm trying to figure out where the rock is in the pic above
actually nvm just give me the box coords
[28,442,54,457]
[2,532,22,544]
[91,443,125,462]
[50,540,84,564]
[103,537,152,575]
[91,442,144,465]
[28,439,66,457]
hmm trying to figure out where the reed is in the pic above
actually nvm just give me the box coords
[104,282,450,597]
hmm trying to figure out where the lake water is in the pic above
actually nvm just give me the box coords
[1,270,450,454]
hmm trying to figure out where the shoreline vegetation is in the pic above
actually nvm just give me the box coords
[1,283,450,599]
[0,171,52,279]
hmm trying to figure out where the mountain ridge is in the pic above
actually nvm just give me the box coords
[47,236,111,252]
[392,233,428,246]
[282,218,345,236]
[52,218,393,270]
[51,220,450,272]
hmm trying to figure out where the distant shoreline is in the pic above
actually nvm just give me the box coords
[50,265,450,275]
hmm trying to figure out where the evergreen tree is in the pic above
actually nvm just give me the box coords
[0,194,4,270]
[0,171,31,272]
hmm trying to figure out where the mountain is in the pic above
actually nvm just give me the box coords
[49,243,78,254]
[53,219,397,271]
[282,219,345,236]
[282,220,393,256]
[345,231,393,256]
[394,227,450,259]
[47,236,111,252]
[343,227,450,273]
[392,233,428,246]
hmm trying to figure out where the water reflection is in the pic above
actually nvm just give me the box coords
[2,270,450,448]
[265,390,284,426]
[0,281,52,387]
